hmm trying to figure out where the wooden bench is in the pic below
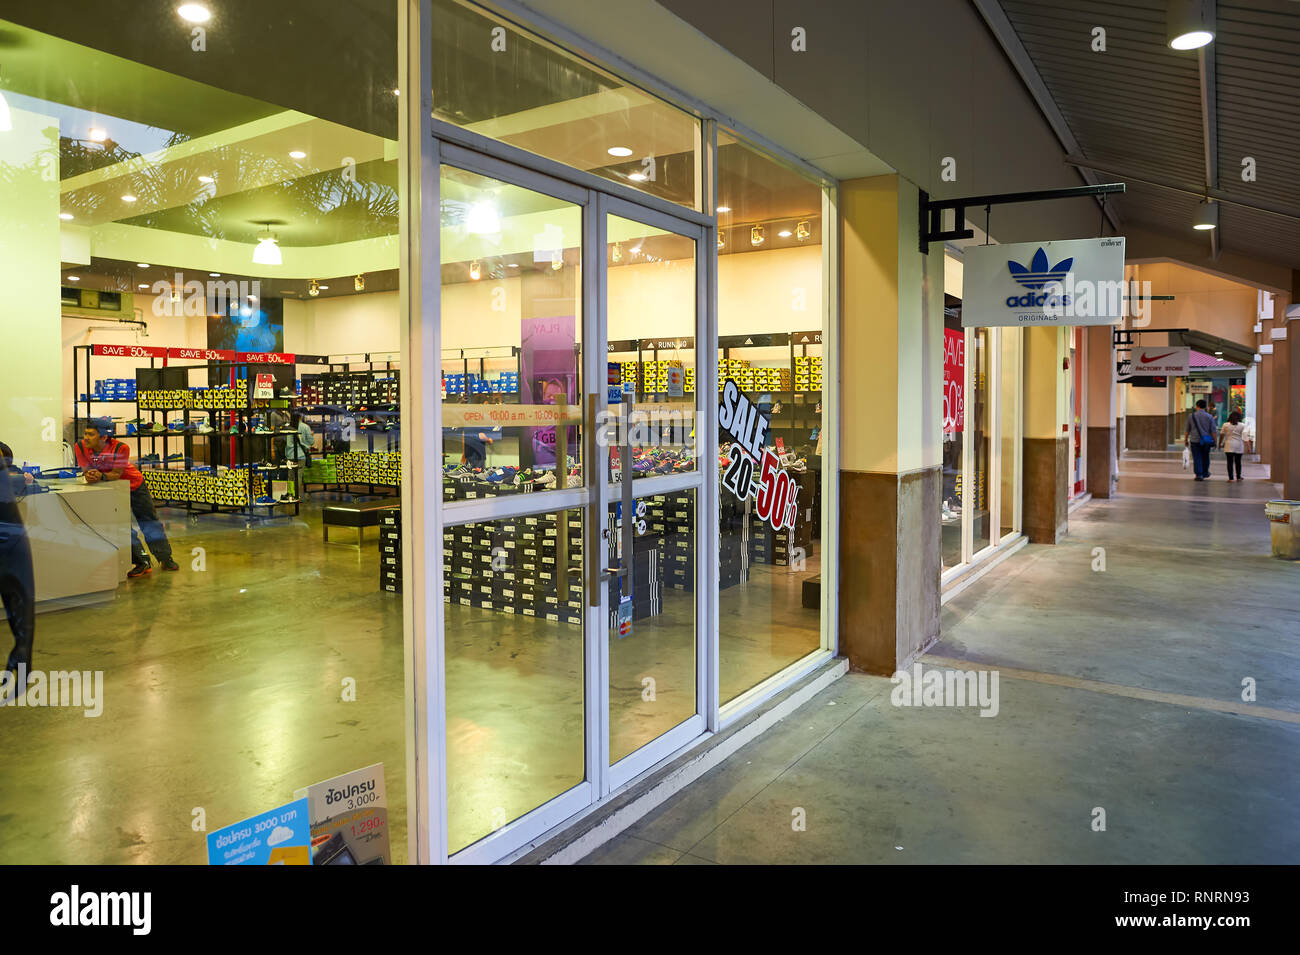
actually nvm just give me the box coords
[321,497,400,546]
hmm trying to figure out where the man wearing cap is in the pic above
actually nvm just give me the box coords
[74,419,179,577]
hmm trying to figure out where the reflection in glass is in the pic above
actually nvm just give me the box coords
[942,311,965,570]
[444,510,585,852]
[716,135,823,704]
[1000,328,1020,538]
[439,164,583,495]
[972,328,992,552]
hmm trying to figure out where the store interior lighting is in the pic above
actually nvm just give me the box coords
[354,273,366,291]
[1168,0,1214,50]
[177,4,212,23]
[308,279,320,297]
[469,260,481,280]
[796,220,811,241]
[751,225,765,247]
[252,226,282,265]
[465,200,500,234]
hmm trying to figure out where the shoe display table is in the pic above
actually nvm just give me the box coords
[322,497,400,546]
[18,480,132,611]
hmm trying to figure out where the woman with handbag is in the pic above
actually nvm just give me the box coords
[1219,410,1247,482]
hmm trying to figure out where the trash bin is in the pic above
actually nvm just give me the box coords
[1265,500,1300,559]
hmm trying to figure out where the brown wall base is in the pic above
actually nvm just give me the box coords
[838,467,941,676]
[1086,426,1116,499]
[1023,436,1069,543]
[1125,414,1168,450]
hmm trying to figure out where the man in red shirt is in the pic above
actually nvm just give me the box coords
[75,420,178,577]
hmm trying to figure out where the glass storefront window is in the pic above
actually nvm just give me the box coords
[972,327,992,553]
[439,165,584,494]
[430,0,700,210]
[0,5,408,863]
[942,305,965,570]
[716,134,825,704]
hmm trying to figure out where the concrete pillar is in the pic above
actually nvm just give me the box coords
[1273,292,1292,492]
[1085,324,1117,498]
[1022,326,1069,542]
[837,175,943,675]
[1280,276,1300,499]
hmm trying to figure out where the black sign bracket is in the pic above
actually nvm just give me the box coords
[918,183,1127,254]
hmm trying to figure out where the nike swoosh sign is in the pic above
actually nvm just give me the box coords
[1139,351,1176,363]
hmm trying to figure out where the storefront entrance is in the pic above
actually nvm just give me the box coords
[434,146,709,859]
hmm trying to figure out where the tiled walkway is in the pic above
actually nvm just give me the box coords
[584,457,1300,863]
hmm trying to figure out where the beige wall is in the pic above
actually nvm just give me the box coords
[1125,382,1169,416]
[1024,326,1068,440]
[1129,261,1259,346]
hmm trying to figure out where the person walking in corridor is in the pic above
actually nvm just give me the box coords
[1220,410,1247,482]
[1185,399,1217,481]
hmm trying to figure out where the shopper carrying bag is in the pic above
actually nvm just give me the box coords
[1184,399,1218,481]
[1219,410,1247,482]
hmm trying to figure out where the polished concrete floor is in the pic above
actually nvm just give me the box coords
[584,457,1300,863]
[0,497,819,862]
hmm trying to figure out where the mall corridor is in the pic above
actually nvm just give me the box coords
[584,458,1300,864]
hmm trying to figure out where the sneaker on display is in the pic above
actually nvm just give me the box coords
[534,470,557,488]
[255,494,277,505]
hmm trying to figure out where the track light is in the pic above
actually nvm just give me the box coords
[551,250,563,271]
[1193,199,1218,231]
[469,260,481,281]
[795,220,811,241]
[1168,0,1214,50]
[751,225,765,247]
[354,273,366,292]
[717,231,725,250]
[308,279,320,297]
[611,243,623,263]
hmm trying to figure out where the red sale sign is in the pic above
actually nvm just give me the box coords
[943,327,965,435]
[168,348,236,361]
[92,344,167,358]
[238,352,295,364]
[718,378,798,533]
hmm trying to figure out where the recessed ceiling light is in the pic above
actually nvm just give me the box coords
[506,262,519,268]
[59,212,74,221]
[716,206,731,214]
[778,229,793,238]
[88,127,107,142]
[628,171,648,182]
[178,3,211,23]
[122,194,138,203]
[209,272,221,277]
[198,175,215,184]
[392,89,400,96]
[607,146,634,157]
[318,285,329,290]
[67,275,80,281]
[138,284,148,290]
[289,150,307,159]
[137,263,150,269]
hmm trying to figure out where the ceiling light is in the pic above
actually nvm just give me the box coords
[354,273,366,292]
[67,275,80,282]
[137,263,150,269]
[716,206,731,214]
[506,262,519,268]
[1214,351,1223,356]
[121,194,137,203]
[551,250,563,271]
[209,272,221,277]
[252,225,282,265]
[198,175,215,184]
[611,243,623,263]
[628,171,648,182]
[59,212,74,221]
[177,3,211,23]
[717,231,726,250]
[1170,0,1216,50]
[318,285,328,290]
[469,260,482,281]
[289,150,307,160]
[751,225,766,247]
[308,279,320,297]
[88,127,107,142]
[778,229,793,238]
[392,89,400,96]
[795,220,811,241]
[607,146,633,157]
[1193,199,1218,231]
[465,201,500,234]
[138,284,148,290]
[1168,0,1214,49]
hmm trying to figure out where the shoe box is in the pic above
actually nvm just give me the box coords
[379,507,401,593]
[304,371,400,407]
[335,450,400,486]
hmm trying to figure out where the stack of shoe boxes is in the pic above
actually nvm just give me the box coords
[379,508,401,593]
[719,492,747,589]
[607,509,663,622]
[442,512,583,625]
[794,355,823,393]
[334,450,400,485]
